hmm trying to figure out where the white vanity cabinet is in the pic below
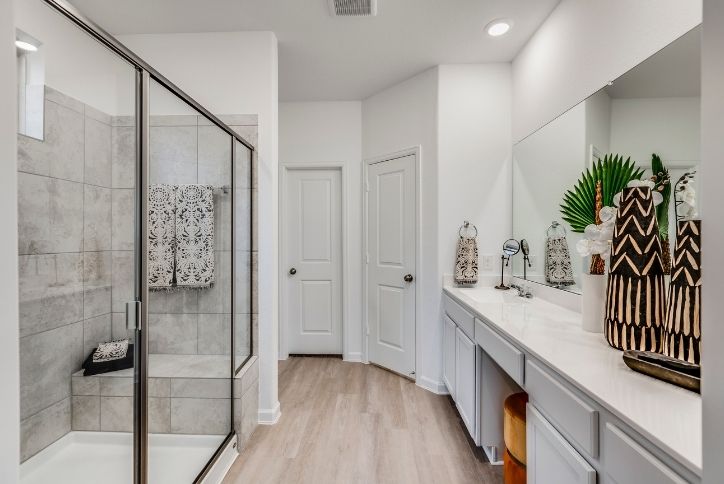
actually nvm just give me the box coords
[442,295,479,443]
[441,287,702,483]
[455,327,477,438]
[442,315,457,399]
[527,405,597,484]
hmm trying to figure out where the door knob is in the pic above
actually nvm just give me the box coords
[404,274,414,282]
[289,268,297,275]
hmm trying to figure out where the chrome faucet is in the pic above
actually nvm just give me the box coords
[510,283,533,299]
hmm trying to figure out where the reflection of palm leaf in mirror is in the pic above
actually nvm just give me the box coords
[651,153,670,239]
[560,154,644,233]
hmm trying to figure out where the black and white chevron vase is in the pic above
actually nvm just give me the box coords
[605,186,667,352]
[663,220,701,364]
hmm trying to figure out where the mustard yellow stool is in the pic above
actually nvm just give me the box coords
[503,392,528,484]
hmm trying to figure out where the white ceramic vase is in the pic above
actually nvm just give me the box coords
[581,273,606,333]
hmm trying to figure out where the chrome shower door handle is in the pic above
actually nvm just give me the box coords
[126,300,141,331]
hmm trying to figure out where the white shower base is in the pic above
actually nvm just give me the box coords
[20,431,228,484]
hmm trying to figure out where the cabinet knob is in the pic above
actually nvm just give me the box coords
[404,274,414,282]
[289,268,297,275]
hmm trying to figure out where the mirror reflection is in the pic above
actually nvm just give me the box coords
[512,26,700,294]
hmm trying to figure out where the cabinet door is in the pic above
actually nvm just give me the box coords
[443,315,457,398]
[527,405,596,484]
[455,327,477,440]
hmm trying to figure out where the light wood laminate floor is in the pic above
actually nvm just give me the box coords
[223,357,503,484]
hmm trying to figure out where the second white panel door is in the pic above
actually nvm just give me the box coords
[285,168,343,354]
[366,154,416,377]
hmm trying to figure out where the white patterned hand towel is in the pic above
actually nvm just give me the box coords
[148,184,176,289]
[545,236,575,286]
[454,236,479,285]
[175,184,215,288]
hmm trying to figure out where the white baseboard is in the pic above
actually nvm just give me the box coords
[201,436,239,484]
[416,376,450,395]
[343,352,363,363]
[258,401,281,425]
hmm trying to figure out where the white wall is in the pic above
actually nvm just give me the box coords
[512,0,702,142]
[1,0,20,481]
[437,64,512,282]
[609,97,700,165]
[14,0,134,115]
[701,0,724,481]
[279,102,363,360]
[118,31,281,421]
[362,67,440,390]
[362,65,513,391]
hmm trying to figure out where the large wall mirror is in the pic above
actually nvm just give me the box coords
[512,26,701,294]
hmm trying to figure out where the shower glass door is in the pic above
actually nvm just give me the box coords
[145,78,234,483]
[16,2,140,483]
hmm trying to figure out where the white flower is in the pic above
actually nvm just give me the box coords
[677,184,697,218]
[576,239,595,257]
[599,206,616,223]
[576,237,611,257]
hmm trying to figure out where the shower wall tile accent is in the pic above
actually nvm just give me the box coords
[17,87,117,461]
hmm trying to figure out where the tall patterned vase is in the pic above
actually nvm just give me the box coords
[604,186,667,352]
[663,220,702,364]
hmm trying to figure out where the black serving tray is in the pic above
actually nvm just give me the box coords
[622,350,700,393]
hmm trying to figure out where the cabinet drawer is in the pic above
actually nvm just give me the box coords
[444,294,474,339]
[604,423,686,484]
[525,361,599,458]
[474,318,524,385]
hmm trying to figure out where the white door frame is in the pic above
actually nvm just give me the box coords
[362,146,422,378]
[279,162,349,360]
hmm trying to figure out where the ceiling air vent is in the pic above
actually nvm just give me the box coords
[328,0,378,17]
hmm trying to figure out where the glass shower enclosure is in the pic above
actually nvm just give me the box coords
[15,1,254,483]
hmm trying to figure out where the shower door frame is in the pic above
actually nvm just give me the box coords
[40,1,256,483]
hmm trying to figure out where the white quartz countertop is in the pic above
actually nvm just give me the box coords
[443,284,702,476]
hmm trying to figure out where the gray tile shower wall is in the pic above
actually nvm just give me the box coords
[134,114,258,358]
[17,85,259,462]
[18,87,115,462]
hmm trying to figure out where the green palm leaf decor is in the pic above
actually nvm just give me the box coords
[560,154,644,233]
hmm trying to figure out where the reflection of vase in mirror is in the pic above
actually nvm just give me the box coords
[663,220,701,364]
[604,186,666,351]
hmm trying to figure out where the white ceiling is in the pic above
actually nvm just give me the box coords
[605,26,701,99]
[68,0,560,101]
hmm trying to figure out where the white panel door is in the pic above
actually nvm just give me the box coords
[366,154,416,377]
[285,168,342,354]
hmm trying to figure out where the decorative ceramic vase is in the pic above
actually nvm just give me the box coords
[604,186,666,351]
[662,220,701,364]
[581,273,606,333]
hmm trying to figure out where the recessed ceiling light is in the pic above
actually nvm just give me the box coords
[486,19,512,37]
[15,40,38,52]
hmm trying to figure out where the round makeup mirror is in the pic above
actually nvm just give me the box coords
[520,239,530,256]
[502,238,521,257]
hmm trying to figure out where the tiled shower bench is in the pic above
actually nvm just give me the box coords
[71,354,234,435]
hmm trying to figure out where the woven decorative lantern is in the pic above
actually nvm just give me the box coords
[605,186,666,352]
[663,220,701,364]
